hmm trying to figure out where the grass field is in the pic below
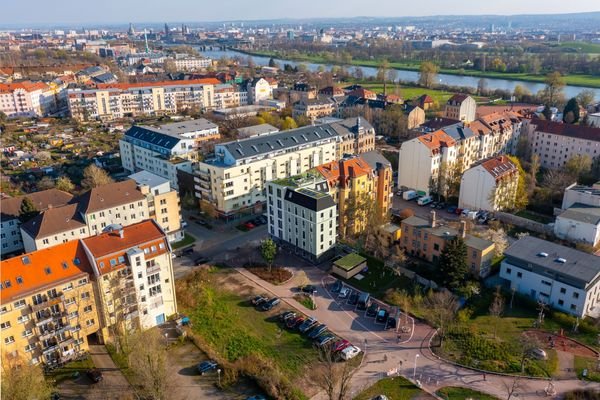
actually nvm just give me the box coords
[557,41,600,54]
[437,386,499,400]
[171,233,196,249]
[515,210,554,224]
[353,83,459,104]
[45,357,95,384]
[353,376,433,400]
[574,355,600,382]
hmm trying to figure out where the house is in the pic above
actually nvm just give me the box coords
[444,94,477,123]
[329,117,376,159]
[414,94,434,111]
[459,156,519,211]
[346,87,377,100]
[0,81,54,118]
[246,77,273,105]
[401,213,495,277]
[402,105,426,131]
[500,235,600,318]
[554,204,600,246]
[292,98,335,121]
[319,86,345,98]
[267,177,337,263]
[0,240,101,366]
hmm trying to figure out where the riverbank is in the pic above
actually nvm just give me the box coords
[232,48,600,89]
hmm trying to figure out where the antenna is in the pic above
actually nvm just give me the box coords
[144,29,150,54]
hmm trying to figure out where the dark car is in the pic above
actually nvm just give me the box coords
[436,202,446,209]
[301,284,317,294]
[348,291,359,306]
[260,297,281,311]
[251,295,268,306]
[315,334,336,347]
[385,317,397,330]
[197,360,218,375]
[182,247,194,255]
[287,316,305,329]
[256,215,268,225]
[307,324,328,339]
[194,257,209,266]
[366,303,379,317]
[299,317,318,333]
[447,205,457,214]
[279,310,296,322]
[195,219,208,226]
[376,309,389,323]
[454,207,463,215]
[86,369,103,383]
[331,280,343,293]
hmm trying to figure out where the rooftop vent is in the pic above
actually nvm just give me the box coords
[555,258,567,264]
[537,252,549,258]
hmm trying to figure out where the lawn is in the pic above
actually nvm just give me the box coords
[171,233,196,249]
[574,355,600,382]
[437,386,499,400]
[45,357,95,384]
[515,210,554,224]
[294,293,317,310]
[353,376,434,400]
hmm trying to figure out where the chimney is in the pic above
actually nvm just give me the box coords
[119,229,124,239]
[459,221,467,239]
[429,210,437,228]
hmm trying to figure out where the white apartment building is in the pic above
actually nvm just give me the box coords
[195,124,339,218]
[82,220,178,333]
[500,236,600,318]
[524,118,600,170]
[247,77,273,104]
[0,81,57,118]
[67,78,219,121]
[267,178,337,263]
[459,156,518,211]
[444,94,477,123]
[172,57,213,71]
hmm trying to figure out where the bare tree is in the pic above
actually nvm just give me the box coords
[516,334,541,373]
[81,164,114,190]
[128,329,169,400]
[1,353,52,400]
[426,290,459,345]
[489,286,505,338]
[311,346,355,400]
[504,376,522,400]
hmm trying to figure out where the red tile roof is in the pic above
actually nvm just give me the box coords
[0,81,48,94]
[96,78,220,90]
[316,157,373,189]
[529,118,600,142]
[417,130,456,151]
[0,241,92,303]
[479,156,517,179]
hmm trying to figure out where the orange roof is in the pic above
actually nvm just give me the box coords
[468,120,492,136]
[82,220,167,275]
[417,130,456,151]
[96,78,220,90]
[316,157,372,189]
[479,156,517,179]
[0,241,92,303]
[0,81,48,93]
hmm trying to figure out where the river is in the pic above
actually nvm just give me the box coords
[200,49,599,100]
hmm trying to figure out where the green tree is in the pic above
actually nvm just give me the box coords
[268,57,277,68]
[56,176,75,193]
[562,98,581,124]
[1,353,53,400]
[377,58,390,93]
[507,156,529,210]
[418,61,439,88]
[438,236,469,291]
[260,238,277,272]
[37,176,55,191]
[18,197,39,222]
[540,72,566,106]
[565,154,592,180]
[281,116,297,130]
[513,85,531,101]
[81,164,114,190]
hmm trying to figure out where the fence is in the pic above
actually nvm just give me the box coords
[395,265,438,290]
[496,212,554,235]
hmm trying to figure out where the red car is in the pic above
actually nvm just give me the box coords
[286,316,305,329]
[244,221,255,229]
[332,339,351,353]
[454,208,463,215]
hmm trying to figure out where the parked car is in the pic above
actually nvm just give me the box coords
[454,208,464,215]
[256,215,268,225]
[252,217,264,226]
[195,219,208,226]
[376,309,389,323]
[197,360,218,375]
[339,345,361,360]
[244,221,255,229]
[461,208,471,217]
[348,291,359,305]
[194,257,209,266]
[181,221,188,228]
[299,318,318,333]
[315,334,336,347]
[86,369,103,383]
[279,310,296,322]
[260,297,281,311]
[529,348,548,360]
[332,339,351,353]
[417,196,433,206]
[307,324,328,339]
[385,317,397,330]
[301,284,317,294]
[251,295,268,306]
[366,303,379,317]
[436,202,446,209]
[182,247,194,255]
[331,280,343,293]
[447,205,457,214]
[287,316,305,329]
[430,201,438,208]
[338,287,351,299]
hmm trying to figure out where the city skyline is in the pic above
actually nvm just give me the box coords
[1,0,599,26]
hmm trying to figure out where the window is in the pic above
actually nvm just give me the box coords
[22,329,33,337]
[506,268,512,274]
[15,276,23,285]
[118,256,125,263]
[159,243,165,249]
[25,344,35,352]
[570,304,577,311]
[560,288,566,294]
[44,267,52,275]
[1,321,11,330]
[573,292,579,299]
[64,283,73,291]
[4,336,14,344]
[84,305,93,313]
[4,280,11,288]
[14,299,25,309]
[78,278,87,286]
[17,315,29,324]
[558,299,564,306]
[517,272,523,278]
[86,319,95,327]
[0,306,6,314]
[433,243,439,251]
[81,292,90,300]
[151,245,157,252]
[149,285,162,297]
[110,259,117,267]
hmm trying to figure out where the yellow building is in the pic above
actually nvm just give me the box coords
[0,241,100,366]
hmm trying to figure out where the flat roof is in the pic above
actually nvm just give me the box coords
[129,170,170,188]
[153,118,218,135]
[334,253,367,270]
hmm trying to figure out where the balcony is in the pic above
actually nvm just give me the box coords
[146,263,161,275]
[37,324,71,342]
[30,293,65,313]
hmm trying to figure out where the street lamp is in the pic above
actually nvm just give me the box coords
[413,354,420,379]
[217,368,221,386]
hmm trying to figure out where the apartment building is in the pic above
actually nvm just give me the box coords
[172,57,212,71]
[500,236,600,318]
[1,189,74,257]
[0,241,100,366]
[214,84,248,109]
[67,78,220,121]
[267,177,337,263]
[20,180,149,252]
[459,156,519,211]
[247,77,273,105]
[292,98,335,121]
[81,220,177,334]
[523,118,600,170]
[400,213,495,277]
[0,81,57,118]
[444,94,477,123]
[331,117,376,159]
[129,171,183,242]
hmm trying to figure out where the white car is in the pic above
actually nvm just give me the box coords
[340,345,361,361]
[338,287,350,299]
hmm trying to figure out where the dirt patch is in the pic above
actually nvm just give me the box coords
[524,330,598,358]
[244,263,293,284]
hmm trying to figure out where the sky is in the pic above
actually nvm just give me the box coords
[1,0,599,26]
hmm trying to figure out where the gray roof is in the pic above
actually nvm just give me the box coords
[504,235,600,288]
[237,123,279,138]
[153,118,218,135]
[129,170,170,189]
[124,125,182,150]
[402,216,493,251]
[442,123,475,141]
[360,150,391,170]
[558,203,600,225]
[285,187,335,212]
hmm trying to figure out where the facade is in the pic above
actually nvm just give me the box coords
[331,117,376,159]
[0,81,57,118]
[1,189,74,256]
[247,78,273,105]
[172,57,212,71]
[0,241,100,366]
[267,178,337,263]
[67,78,220,121]
[459,156,519,211]
[292,98,335,121]
[129,171,183,243]
[561,183,600,209]
[524,118,600,170]
[444,94,477,123]
[403,105,426,131]
[214,84,248,109]
[500,235,600,318]
[554,204,600,246]
[81,220,177,334]
[400,213,495,277]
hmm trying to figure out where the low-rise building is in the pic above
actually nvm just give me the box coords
[554,204,600,247]
[561,183,600,209]
[444,94,477,123]
[500,235,600,318]
[0,241,100,366]
[459,156,519,211]
[400,213,495,277]
[236,123,279,138]
[267,177,337,263]
[292,98,335,121]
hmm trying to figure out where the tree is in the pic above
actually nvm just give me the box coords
[37,176,55,191]
[418,61,439,88]
[260,238,277,272]
[81,164,114,190]
[281,116,297,130]
[377,58,390,93]
[563,98,581,124]
[542,169,575,202]
[477,78,488,95]
[128,329,169,400]
[1,353,53,400]
[506,156,528,211]
[540,72,566,106]
[504,376,522,400]
[18,197,39,222]
[479,228,509,258]
[35,150,52,161]
[515,334,541,373]
[56,176,75,193]
[268,57,277,68]
[163,59,177,74]
[489,286,505,338]
[565,154,592,180]
[576,89,595,109]
[426,290,459,344]
[310,345,354,400]
[513,85,531,101]
[439,236,469,291]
